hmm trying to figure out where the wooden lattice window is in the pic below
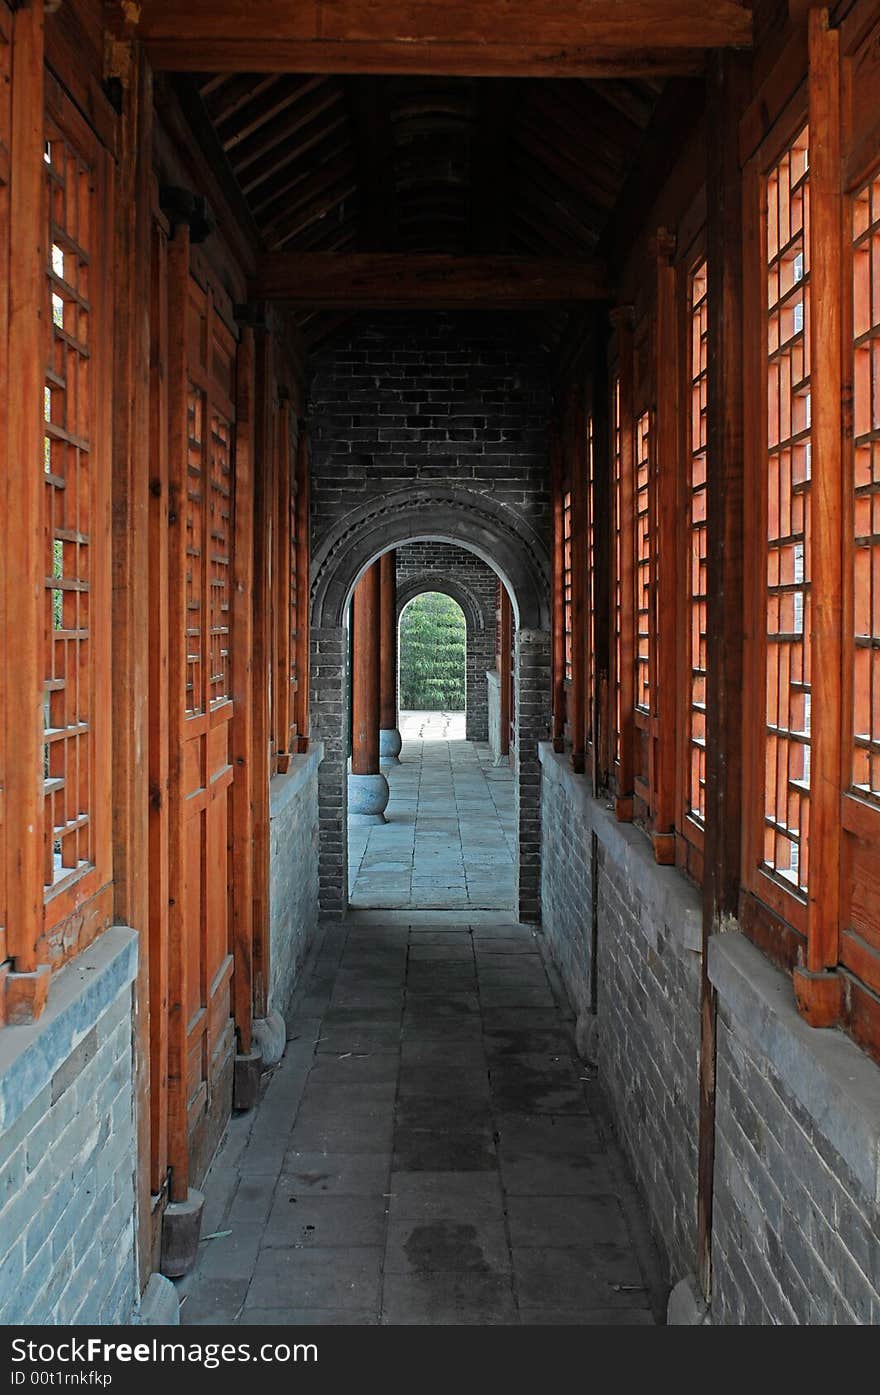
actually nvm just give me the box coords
[563,489,573,682]
[763,125,811,894]
[852,171,880,804]
[42,123,98,890]
[185,386,206,715]
[612,376,622,768]
[586,413,595,751]
[686,260,709,827]
[208,409,233,706]
[635,410,652,716]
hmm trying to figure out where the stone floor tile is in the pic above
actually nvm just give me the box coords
[384,1215,511,1274]
[380,1271,517,1325]
[239,1308,379,1325]
[244,1247,383,1312]
[281,1153,391,1196]
[506,1194,632,1248]
[263,1194,388,1248]
[386,1170,504,1219]
[511,1247,650,1309]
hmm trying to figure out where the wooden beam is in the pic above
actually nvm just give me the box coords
[136,0,752,74]
[252,253,608,307]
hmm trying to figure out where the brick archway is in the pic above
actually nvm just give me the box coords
[309,490,550,922]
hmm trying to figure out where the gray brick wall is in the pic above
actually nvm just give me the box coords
[710,933,880,1325]
[308,314,552,921]
[0,928,138,1325]
[396,540,497,741]
[268,746,323,1023]
[539,744,701,1284]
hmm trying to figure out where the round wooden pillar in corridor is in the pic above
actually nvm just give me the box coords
[379,550,402,764]
[349,559,389,823]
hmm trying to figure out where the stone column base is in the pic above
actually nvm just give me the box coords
[379,727,402,764]
[348,771,389,824]
[160,1189,205,1279]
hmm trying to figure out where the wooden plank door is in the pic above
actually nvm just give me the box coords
[166,232,239,1199]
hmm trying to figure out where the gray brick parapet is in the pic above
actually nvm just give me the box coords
[268,743,323,1022]
[709,931,880,1323]
[0,927,139,1324]
[538,743,701,1284]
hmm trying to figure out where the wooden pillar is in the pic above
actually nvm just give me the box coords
[569,388,587,772]
[166,220,192,1204]
[551,428,566,751]
[698,47,749,1304]
[251,324,272,1020]
[274,394,293,774]
[4,0,46,1005]
[231,325,256,1056]
[591,313,613,796]
[611,307,636,821]
[293,422,310,751]
[653,230,679,861]
[351,561,382,776]
[794,6,844,1026]
[108,33,154,1281]
[379,550,402,760]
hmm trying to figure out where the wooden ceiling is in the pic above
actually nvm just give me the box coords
[192,71,673,350]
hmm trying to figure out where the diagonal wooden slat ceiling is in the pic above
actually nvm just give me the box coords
[193,72,672,350]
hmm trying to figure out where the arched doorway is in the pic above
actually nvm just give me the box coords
[309,486,551,923]
[398,591,468,721]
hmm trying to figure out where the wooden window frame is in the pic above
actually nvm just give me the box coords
[742,93,812,938]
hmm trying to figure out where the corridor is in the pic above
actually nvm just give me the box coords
[177,912,660,1325]
[348,712,516,911]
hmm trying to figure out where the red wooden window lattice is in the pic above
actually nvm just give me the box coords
[635,409,652,717]
[563,489,573,682]
[42,127,96,890]
[686,260,709,826]
[763,125,811,894]
[612,377,622,767]
[852,171,880,805]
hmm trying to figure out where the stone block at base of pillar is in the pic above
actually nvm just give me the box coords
[133,1273,181,1325]
[252,1011,286,1067]
[160,1189,205,1279]
[575,1009,599,1065]
[667,1273,712,1325]
[233,1049,264,1111]
[379,727,402,764]
[348,771,389,824]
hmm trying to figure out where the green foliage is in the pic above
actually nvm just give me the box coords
[399,592,466,711]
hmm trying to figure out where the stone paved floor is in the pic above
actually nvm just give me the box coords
[348,711,515,911]
[177,911,661,1326]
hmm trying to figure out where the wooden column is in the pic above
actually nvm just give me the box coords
[274,394,293,773]
[611,307,636,821]
[166,220,192,1203]
[551,428,566,751]
[108,34,154,1279]
[230,325,256,1056]
[379,550,399,742]
[653,230,679,862]
[591,313,613,796]
[351,561,382,775]
[569,388,587,772]
[698,47,749,1304]
[4,0,46,1006]
[794,6,844,1027]
[251,324,273,1020]
[293,422,310,751]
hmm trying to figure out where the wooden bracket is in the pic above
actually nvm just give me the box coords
[650,227,677,263]
[159,185,215,243]
[793,965,844,1028]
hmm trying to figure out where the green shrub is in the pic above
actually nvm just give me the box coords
[399,592,466,710]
